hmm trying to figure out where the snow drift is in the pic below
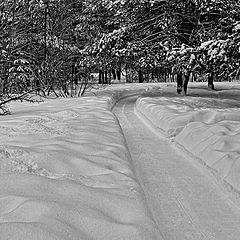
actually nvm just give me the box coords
[136,85,240,193]
[0,87,161,240]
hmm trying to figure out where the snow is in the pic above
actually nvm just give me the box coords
[2,81,240,239]
[0,87,161,240]
[114,93,240,240]
[135,82,240,194]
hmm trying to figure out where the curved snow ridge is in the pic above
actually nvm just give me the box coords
[0,95,159,239]
[136,96,240,193]
[175,121,240,192]
[136,96,240,136]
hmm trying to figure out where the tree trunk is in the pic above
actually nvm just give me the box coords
[125,66,129,83]
[177,73,183,94]
[108,70,111,84]
[112,69,116,80]
[146,70,150,82]
[99,70,104,84]
[116,68,121,81]
[183,70,190,95]
[104,70,108,84]
[164,68,167,82]
[138,70,144,83]
[207,72,215,90]
[35,78,41,95]
[151,72,155,82]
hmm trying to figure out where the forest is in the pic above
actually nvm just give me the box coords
[0,0,239,113]
[1,2,240,238]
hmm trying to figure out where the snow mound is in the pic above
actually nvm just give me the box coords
[136,94,240,193]
[0,87,161,239]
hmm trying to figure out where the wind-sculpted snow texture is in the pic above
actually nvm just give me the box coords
[0,88,161,240]
[136,92,240,193]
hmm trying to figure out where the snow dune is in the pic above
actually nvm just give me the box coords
[135,83,240,194]
[0,87,161,240]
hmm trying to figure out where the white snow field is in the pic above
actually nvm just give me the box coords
[1,82,240,240]
[0,86,161,240]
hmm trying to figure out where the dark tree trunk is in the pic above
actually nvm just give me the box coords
[146,70,150,82]
[116,68,121,81]
[108,70,111,84]
[138,70,144,83]
[177,73,183,94]
[151,72,155,82]
[183,70,190,95]
[207,72,215,90]
[112,69,116,80]
[36,78,41,94]
[99,70,104,84]
[74,75,78,85]
[125,66,129,83]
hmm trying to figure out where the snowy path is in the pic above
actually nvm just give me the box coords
[113,96,240,240]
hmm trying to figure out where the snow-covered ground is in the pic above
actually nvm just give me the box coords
[136,82,240,194]
[0,86,161,240]
[1,82,240,239]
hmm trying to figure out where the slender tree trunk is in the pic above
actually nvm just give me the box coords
[36,78,41,95]
[104,70,108,84]
[108,70,111,84]
[177,73,183,94]
[207,72,215,90]
[125,66,128,83]
[116,68,121,81]
[151,71,155,82]
[99,70,104,84]
[112,69,116,80]
[183,70,190,95]
[146,69,150,82]
[138,70,143,83]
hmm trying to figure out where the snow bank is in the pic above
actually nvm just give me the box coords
[0,87,161,239]
[136,86,240,193]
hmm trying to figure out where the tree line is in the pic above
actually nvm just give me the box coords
[0,0,239,110]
